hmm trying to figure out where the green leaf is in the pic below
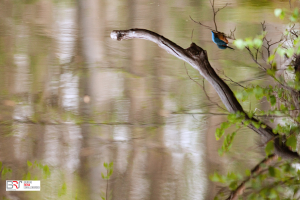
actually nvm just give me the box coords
[229,181,238,190]
[103,162,108,168]
[245,169,251,176]
[218,148,223,156]
[244,37,253,48]
[235,92,243,101]
[297,45,300,55]
[252,121,260,129]
[210,172,225,183]
[268,188,278,199]
[0,161,2,171]
[23,172,31,180]
[43,165,51,178]
[261,124,267,128]
[294,37,300,45]
[268,54,275,62]
[286,135,297,151]
[248,110,254,118]
[210,173,219,182]
[58,183,67,197]
[233,39,245,50]
[280,104,285,111]
[270,95,276,106]
[220,122,230,130]
[108,169,113,177]
[1,167,11,179]
[221,132,237,154]
[274,9,282,17]
[269,167,281,178]
[215,128,224,140]
[290,12,298,22]
[293,8,299,17]
[253,86,264,99]
[267,69,276,77]
[27,161,32,167]
[277,47,286,57]
[1,167,7,177]
[265,141,274,156]
[286,48,294,58]
[109,162,114,168]
[268,166,275,177]
[280,11,285,19]
[244,120,251,126]
[253,38,263,48]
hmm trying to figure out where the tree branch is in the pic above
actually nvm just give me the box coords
[110,28,300,159]
[226,154,278,200]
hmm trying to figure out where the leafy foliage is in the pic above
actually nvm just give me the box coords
[22,160,51,180]
[101,162,114,200]
[58,182,67,197]
[213,3,300,199]
[1,164,12,180]
[101,162,114,180]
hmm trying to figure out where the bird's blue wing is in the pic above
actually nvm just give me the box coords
[211,31,227,45]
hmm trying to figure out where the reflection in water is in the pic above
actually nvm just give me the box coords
[164,114,208,199]
[61,72,79,111]
[0,0,284,199]
[14,124,30,161]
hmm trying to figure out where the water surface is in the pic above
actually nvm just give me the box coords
[0,0,290,199]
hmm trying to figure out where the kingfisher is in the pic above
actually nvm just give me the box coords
[211,31,234,50]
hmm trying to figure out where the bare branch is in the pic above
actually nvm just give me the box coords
[245,47,266,71]
[215,3,229,15]
[189,16,214,31]
[261,21,266,31]
[190,1,230,33]
[228,27,236,40]
[216,69,246,89]
[184,63,227,111]
[289,24,299,38]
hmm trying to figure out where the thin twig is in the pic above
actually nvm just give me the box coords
[189,16,214,31]
[225,154,278,200]
[211,0,228,31]
[229,27,236,40]
[215,3,229,15]
[216,69,246,89]
[106,167,108,200]
[211,0,217,31]
[184,62,227,111]
[245,47,266,71]
[189,1,229,33]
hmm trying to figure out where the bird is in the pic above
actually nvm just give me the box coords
[211,31,234,50]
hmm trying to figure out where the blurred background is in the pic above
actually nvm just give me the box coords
[0,0,292,199]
